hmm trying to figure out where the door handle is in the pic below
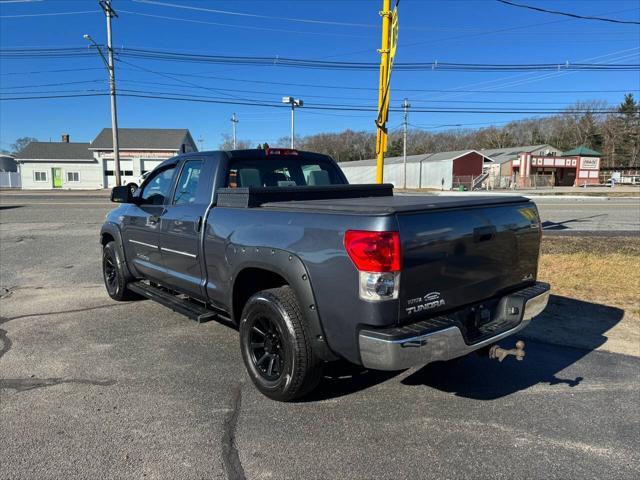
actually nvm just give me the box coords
[148,215,160,225]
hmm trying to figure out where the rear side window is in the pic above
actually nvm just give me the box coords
[173,160,202,205]
[227,157,344,188]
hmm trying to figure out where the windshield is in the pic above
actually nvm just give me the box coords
[227,157,346,188]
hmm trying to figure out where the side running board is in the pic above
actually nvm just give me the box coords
[127,281,218,324]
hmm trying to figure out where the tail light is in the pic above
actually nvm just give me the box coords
[344,230,401,302]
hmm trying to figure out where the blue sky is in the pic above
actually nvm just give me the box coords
[1,0,639,151]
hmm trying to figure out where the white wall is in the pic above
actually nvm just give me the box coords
[338,159,453,189]
[19,162,104,190]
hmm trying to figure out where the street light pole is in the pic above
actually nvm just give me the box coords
[290,104,295,149]
[402,98,410,189]
[282,97,303,148]
[86,1,121,187]
[230,113,238,149]
[103,1,121,187]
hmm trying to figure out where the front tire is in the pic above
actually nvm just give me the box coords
[102,241,137,301]
[127,183,138,195]
[239,286,323,401]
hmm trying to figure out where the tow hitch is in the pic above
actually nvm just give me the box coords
[489,340,525,362]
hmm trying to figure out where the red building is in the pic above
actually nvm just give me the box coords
[513,146,601,187]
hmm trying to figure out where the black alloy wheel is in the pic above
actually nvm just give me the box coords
[247,314,286,381]
[239,286,323,401]
[103,254,118,295]
[102,241,138,301]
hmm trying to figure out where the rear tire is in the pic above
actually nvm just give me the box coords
[239,286,323,401]
[102,241,137,301]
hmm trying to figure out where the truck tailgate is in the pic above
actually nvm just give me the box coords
[397,200,541,323]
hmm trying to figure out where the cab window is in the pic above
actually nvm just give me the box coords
[227,158,344,188]
[173,160,202,206]
[140,166,176,205]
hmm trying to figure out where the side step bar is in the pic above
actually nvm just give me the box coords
[128,281,218,324]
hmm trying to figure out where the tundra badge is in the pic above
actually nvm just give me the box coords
[406,292,446,315]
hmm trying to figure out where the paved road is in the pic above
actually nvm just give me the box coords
[532,197,640,234]
[1,194,639,479]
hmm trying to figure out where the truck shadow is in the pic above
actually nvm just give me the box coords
[303,295,624,401]
[301,360,400,402]
[400,295,625,400]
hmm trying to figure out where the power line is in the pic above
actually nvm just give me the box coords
[0,10,100,18]
[118,9,372,39]
[412,48,640,102]
[496,0,640,25]
[131,0,378,28]
[0,79,104,90]
[117,57,245,100]
[0,84,625,109]
[112,66,640,94]
[0,67,105,76]
[0,75,600,105]
[1,47,638,71]
[0,90,623,114]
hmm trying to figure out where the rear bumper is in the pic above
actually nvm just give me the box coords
[358,282,550,371]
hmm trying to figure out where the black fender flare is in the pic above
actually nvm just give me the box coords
[100,222,136,280]
[228,246,338,362]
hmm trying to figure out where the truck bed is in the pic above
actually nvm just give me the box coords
[261,194,529,215]
[216,184,528,215]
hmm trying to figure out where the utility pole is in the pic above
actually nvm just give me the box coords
[282,97,303,148]
[230,113,238,149]
[375,0,397,184]
[402,98,410,189]
[87,1,121,187]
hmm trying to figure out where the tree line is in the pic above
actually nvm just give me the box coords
[235,93,640,167]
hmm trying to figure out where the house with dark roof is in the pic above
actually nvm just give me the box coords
[14,135,100,189]
[14,128,196,190]
[89,128,197,188]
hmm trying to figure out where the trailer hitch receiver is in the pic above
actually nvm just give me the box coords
[489,340,525,362]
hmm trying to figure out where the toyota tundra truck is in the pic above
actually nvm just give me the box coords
[100,148,550,401]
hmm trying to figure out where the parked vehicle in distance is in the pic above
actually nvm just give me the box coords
[101,148,550,401]
[126,170,151,194]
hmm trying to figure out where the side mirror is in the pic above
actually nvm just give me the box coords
[111,185,134,203]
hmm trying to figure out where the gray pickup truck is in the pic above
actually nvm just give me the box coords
[101,148,550,401]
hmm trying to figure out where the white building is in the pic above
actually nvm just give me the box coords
[15,129,197,190]
[89,128,197,189]
[338,150,492,190]
[15,136,100,190]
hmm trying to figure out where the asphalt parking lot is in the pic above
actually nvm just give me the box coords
[1,192,639,480]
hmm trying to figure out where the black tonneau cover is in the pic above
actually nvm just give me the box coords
[216,184,528,214]
[261,194,529,215]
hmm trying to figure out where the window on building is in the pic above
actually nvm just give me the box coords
[123,170,133,176]
[34,171,48,182]
[105,170,133,176]
[66,172,80,182]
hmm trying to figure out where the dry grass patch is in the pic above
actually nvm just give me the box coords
[530,235,640,356]
[539,252,640,316]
